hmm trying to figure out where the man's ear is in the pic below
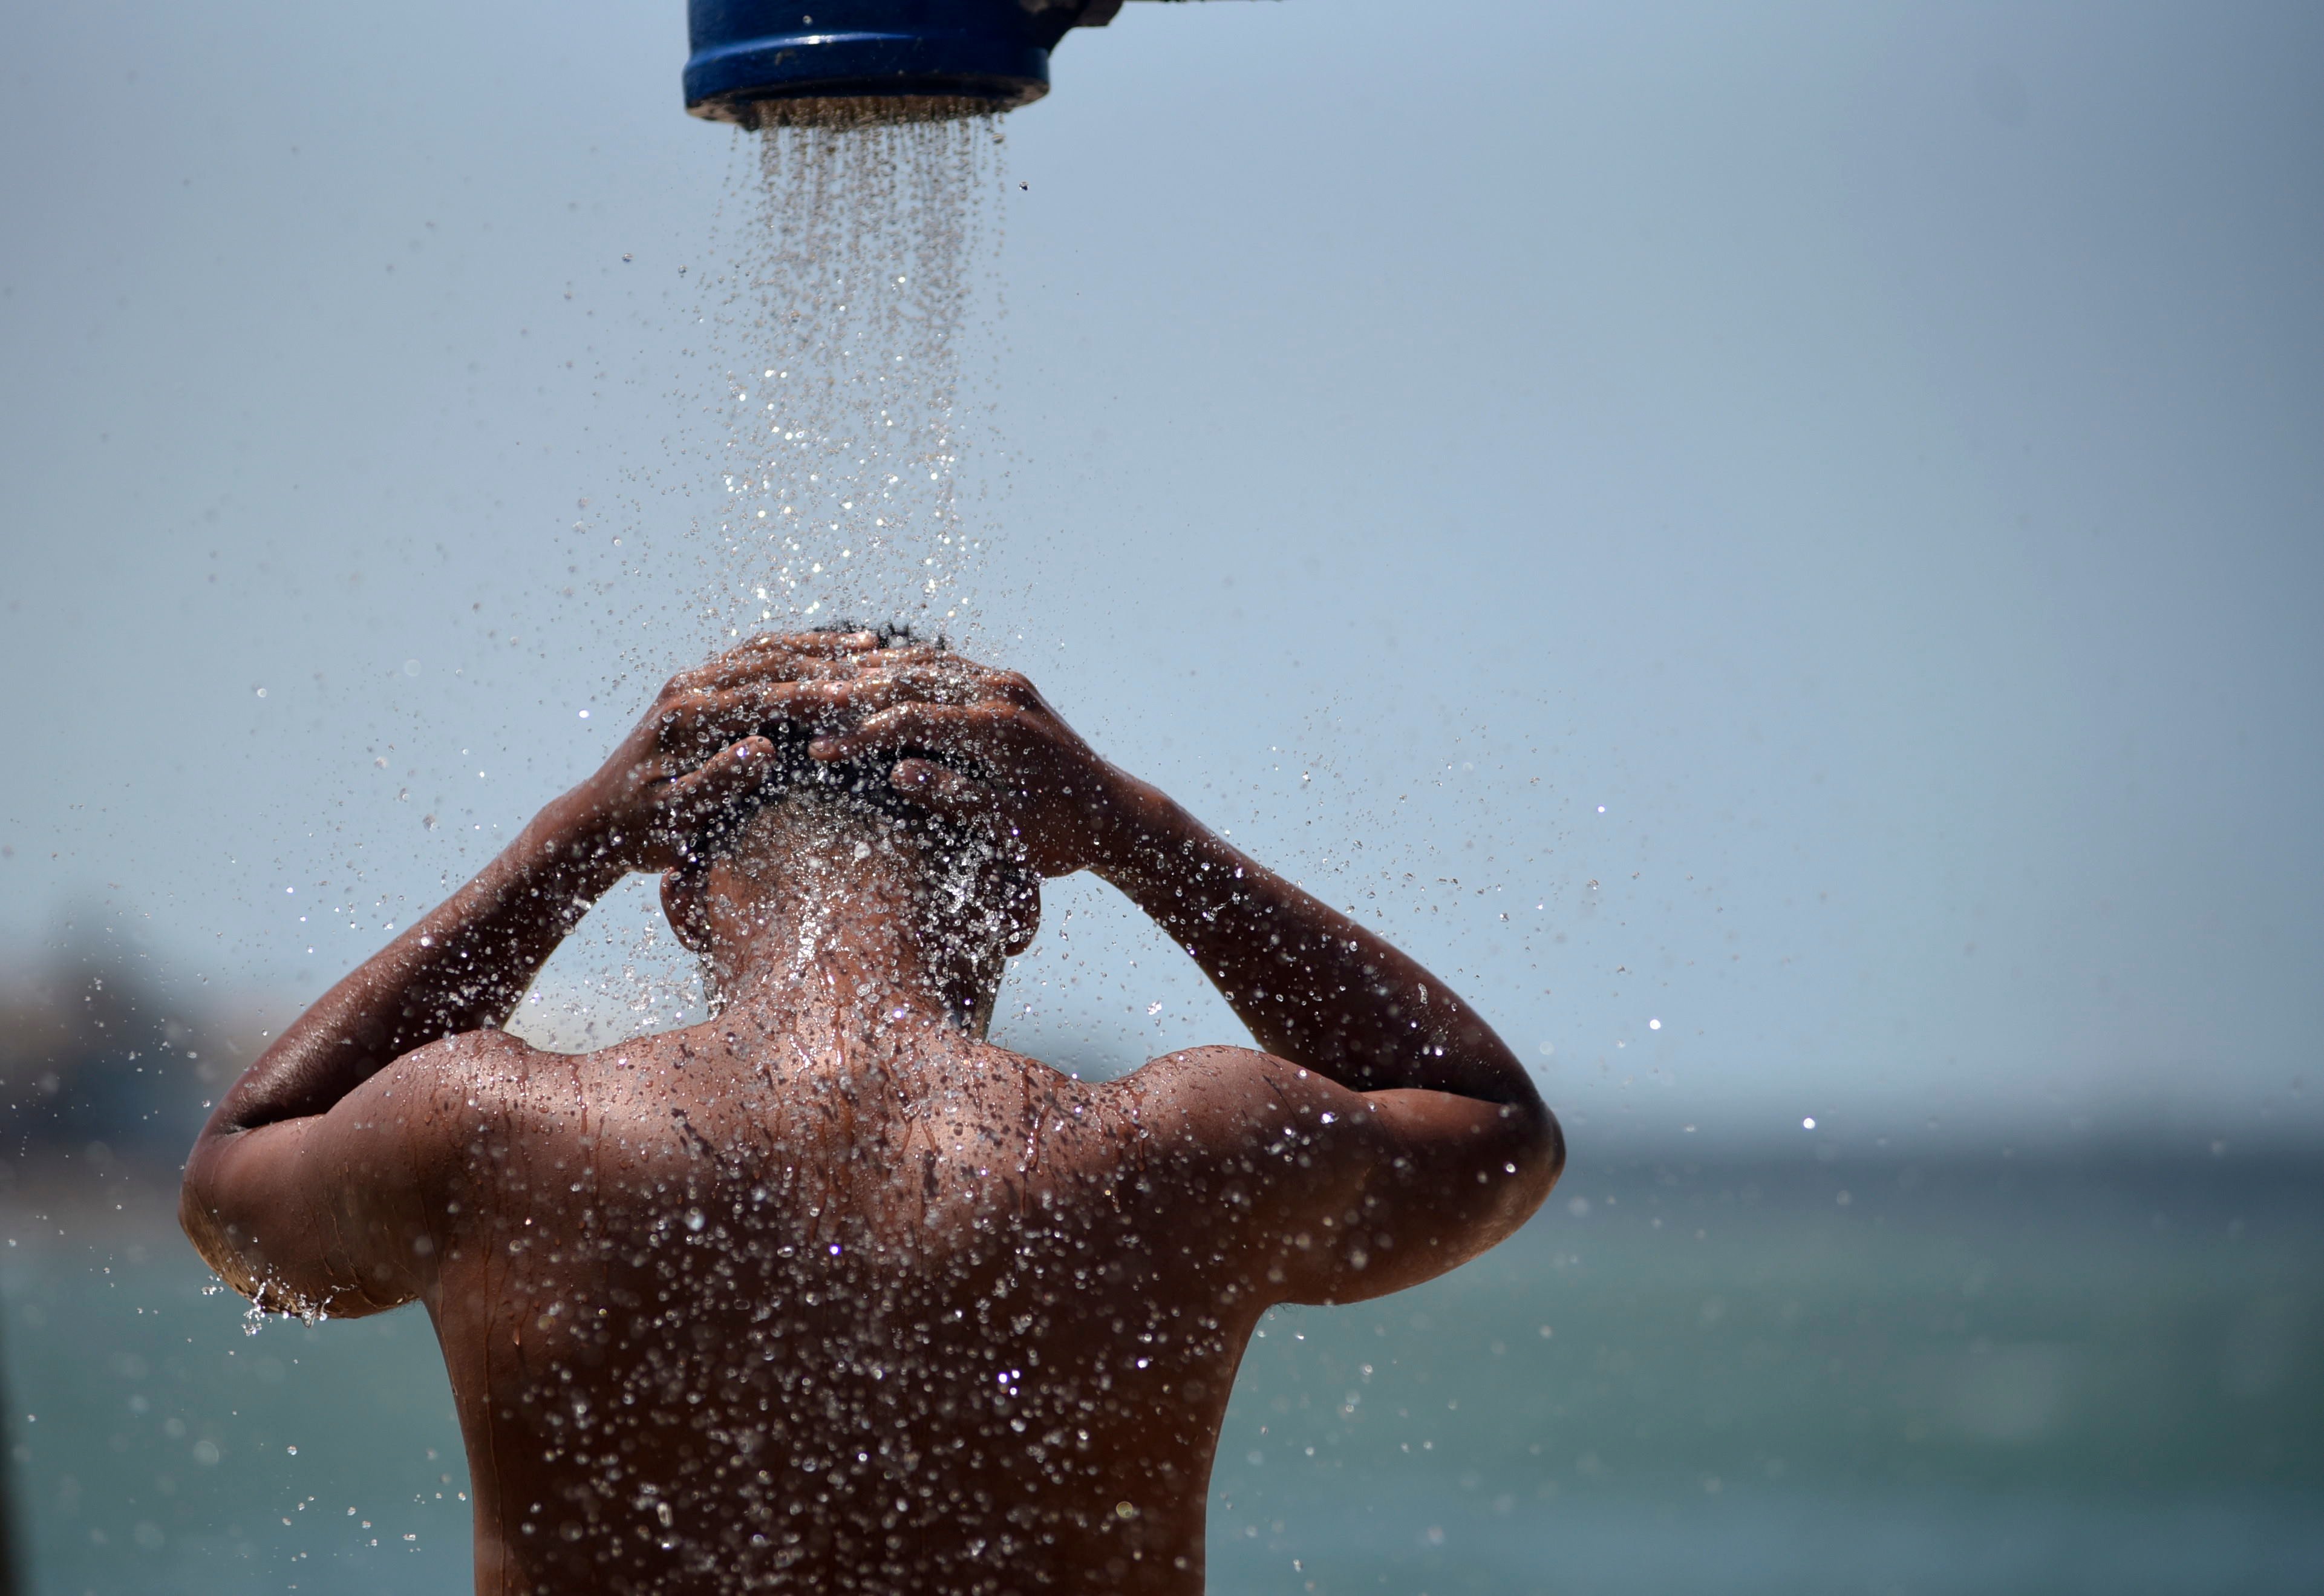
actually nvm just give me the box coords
[661,866,714,954]
[997,873,1041,958]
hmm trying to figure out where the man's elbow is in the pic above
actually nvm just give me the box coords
[1497,1096,1565,1220]
[178,1152,250,1290]
[178,1133,287,1301]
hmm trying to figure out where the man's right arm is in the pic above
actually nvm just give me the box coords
[1092,787,1562,1304]
[1096,780,1544,1111]
[806,657,1564,1302]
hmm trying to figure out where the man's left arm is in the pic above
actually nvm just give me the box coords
[178,821,626,1315]
[180,638,843,1312]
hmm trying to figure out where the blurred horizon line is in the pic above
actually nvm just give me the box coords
[5,920,2318,1166]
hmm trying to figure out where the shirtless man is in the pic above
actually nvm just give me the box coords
[181,630,1562,1595]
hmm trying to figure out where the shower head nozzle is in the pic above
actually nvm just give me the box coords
[685,0,1132,125]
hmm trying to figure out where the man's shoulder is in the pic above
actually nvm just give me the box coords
[923,1041,1330,1167]
[361,1027,551,1143]
[1075,1048,1381,1264]
[1099,1045,1363,1157]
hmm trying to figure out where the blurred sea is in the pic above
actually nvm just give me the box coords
[4,1146,2318,1596]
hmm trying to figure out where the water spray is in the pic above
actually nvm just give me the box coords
[684,0,1247,125]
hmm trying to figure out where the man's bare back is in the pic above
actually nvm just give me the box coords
[182,632,1561,1594]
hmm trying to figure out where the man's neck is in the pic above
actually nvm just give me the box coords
[706,878,990,1041]
[686,800,1011,1041]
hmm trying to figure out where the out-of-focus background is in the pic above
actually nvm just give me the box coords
[2,1,2320,1592]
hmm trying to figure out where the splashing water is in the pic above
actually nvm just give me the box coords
[706,106,1004,634]
[522,108,1005,1055]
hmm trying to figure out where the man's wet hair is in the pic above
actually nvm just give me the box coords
[742,719,945,828]
[830,617,944,652]
[691,623,971,863]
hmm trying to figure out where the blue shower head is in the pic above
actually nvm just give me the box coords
[684,0,1194,125]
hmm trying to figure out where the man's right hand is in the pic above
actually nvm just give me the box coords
[800,652,1142,880]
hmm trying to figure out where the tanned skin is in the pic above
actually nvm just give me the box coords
[181,630,1562,1595]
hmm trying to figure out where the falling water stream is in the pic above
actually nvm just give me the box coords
[707,106,1004,633]
[504,106,1012,1056]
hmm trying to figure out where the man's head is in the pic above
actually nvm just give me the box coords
[656,631,1041,1029]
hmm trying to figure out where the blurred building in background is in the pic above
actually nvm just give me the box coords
[0,935,266,1188]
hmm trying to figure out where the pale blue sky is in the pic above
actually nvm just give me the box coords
[2,0,2319,1150]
